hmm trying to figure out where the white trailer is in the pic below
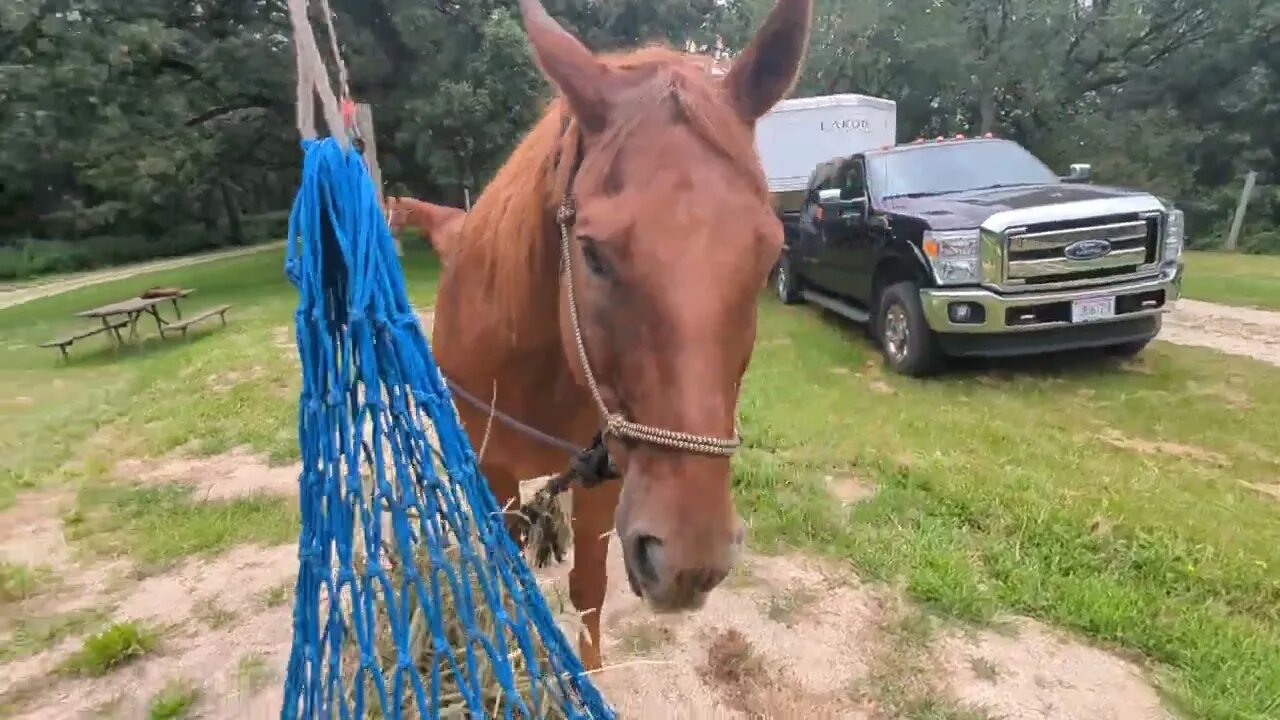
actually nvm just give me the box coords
[755,93,897,212]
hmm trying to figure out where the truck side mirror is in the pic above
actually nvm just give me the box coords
[817,188,843,204]
[1064,163,1092,183]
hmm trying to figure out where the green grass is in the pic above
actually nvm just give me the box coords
[0,609,109,663]
[0,244,442,509]
[0,561,49,603]
[59,620,159,677]
[65,484,299,566]
[258,581,292,608]
[737,300,1280,720]
[1182,250,1280,310]
[236,652,274,694]
[147,678,201,720]
[2,240,1279,717]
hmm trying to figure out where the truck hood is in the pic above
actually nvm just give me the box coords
[879,183,1161,230]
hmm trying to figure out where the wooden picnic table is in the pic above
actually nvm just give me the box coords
[75,289,193,341]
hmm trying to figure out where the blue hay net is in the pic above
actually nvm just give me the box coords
[278,136,615,719]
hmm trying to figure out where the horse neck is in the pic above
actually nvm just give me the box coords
[437,212,592,444]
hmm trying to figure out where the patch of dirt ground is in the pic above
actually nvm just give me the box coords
[936,619,1174,720]
[528,486,1172,720]
[0,492,76,570]
[0,455,1175,719]
[5,545,295,720]
[114,448,300,501]
[1163,298,1280,367]
[575,537,881,718]
[824,472,878,505]
[1096,427,1229,467]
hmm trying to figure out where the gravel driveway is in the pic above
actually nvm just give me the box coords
[1162,299,1280,367]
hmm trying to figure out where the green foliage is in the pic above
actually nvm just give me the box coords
[1182,251,1280,310]
[0,228,275,281]
[1,0,1277,280]
[59,621,159,677]
[0,561,48,603]
[148,679,201,720]
[756,0,1278,246]
[0,609,109,664]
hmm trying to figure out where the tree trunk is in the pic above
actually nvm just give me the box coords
[978,87,997,135]
[219,181,245,245]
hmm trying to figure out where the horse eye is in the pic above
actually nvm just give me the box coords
[578,236,611,278]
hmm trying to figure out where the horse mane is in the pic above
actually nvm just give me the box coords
[455,45,767,337]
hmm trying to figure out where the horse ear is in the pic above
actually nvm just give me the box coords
[723,0,814,123]
[402,199,466,259]
[422,205,467,261]
[420,203,466,238]
[518,0,611,132]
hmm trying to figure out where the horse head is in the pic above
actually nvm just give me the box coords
[517,0,814,611]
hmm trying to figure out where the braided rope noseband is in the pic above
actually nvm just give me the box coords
[555,195,742,458]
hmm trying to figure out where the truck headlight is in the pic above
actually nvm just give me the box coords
[1164,209,1184,262]
[922,229,981,285]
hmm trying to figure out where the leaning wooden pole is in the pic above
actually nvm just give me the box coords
[354,102,401,256]
[1225,170,1257,253]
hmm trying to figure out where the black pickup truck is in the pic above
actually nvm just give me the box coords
[770,137,1185,376]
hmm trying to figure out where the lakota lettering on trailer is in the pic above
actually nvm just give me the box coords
[820,117,872,132]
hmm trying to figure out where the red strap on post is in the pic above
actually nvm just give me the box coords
[340,97,357,132]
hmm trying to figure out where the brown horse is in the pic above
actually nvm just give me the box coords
[385,196,467,258]
[431,0,814,670]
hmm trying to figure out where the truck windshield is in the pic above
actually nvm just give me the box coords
[867,140,1061,199]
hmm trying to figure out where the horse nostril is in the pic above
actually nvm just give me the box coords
[632,534,664,586]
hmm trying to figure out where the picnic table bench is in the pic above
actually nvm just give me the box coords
[42,287,233,360]
[39,319,130,360]
[159,304,232,339]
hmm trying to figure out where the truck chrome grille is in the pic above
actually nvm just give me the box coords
[1001,212,1161,289]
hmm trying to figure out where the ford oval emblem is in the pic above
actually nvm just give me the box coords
[1064,238,1112,261]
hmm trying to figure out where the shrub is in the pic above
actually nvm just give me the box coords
[0,218,284,281]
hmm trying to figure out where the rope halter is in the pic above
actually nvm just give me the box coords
[555,195,742,458]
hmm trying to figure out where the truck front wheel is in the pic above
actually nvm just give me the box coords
[877,281,945,377]
[774,254,803,305]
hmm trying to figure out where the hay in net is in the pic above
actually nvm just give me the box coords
[330,439,577,719]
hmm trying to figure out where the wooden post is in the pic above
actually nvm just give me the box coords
[354,103,402,256]
[1225,170,1257,252]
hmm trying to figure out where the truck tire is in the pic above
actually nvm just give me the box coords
[773,253,803,305]
[876,281,945,377]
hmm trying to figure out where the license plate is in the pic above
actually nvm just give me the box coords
[1070,296,1116,324]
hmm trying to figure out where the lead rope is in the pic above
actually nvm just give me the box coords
[556,195,742,457]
